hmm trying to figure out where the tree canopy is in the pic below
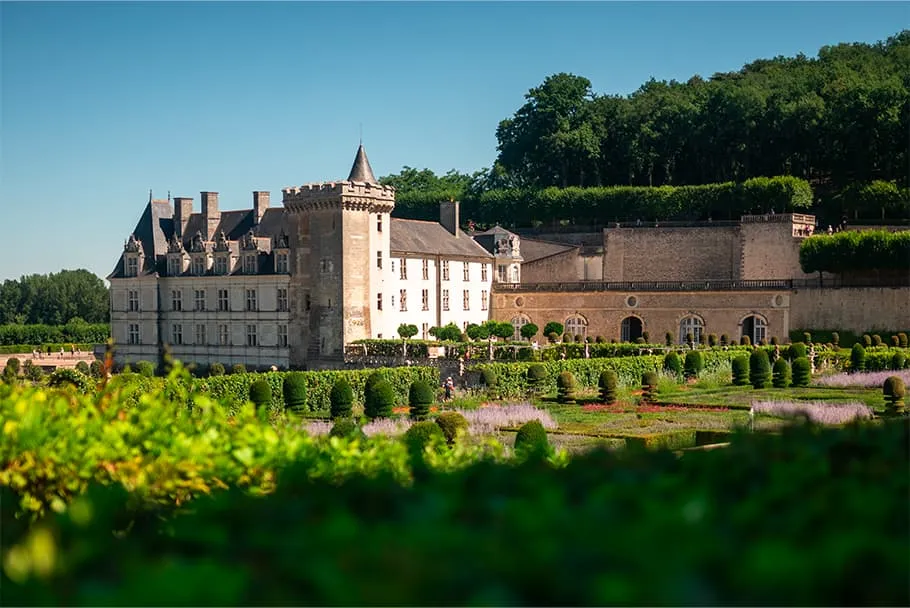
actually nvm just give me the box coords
[0,269,109,325]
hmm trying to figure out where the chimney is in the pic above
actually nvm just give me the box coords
[439,199,460,237]
[173,197,193,238]
[253,191,270,225]
[201,191,221,240]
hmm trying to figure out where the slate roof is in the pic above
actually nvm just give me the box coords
[390,218,492,259]
[519,237,578,263]
[347,144,378,183]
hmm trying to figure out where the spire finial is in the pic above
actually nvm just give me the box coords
[167,190,171,202]
[359,123,362,145]
[148,189,152,203]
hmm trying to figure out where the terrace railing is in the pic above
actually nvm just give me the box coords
[494,276,910,293]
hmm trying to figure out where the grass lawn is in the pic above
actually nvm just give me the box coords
[653,384,886,411]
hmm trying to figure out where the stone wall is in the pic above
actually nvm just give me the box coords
[522,249,580,283]
[601,226,741,282]
[740,219,815,280]
[789,287,910,333]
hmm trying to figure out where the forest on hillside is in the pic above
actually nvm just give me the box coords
[0,269,109,325]
[381,31,909,226]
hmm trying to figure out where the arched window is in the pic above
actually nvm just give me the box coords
[741,315,767,344]
[679,316,705,344]
[511,315,531,341]
[565,315,587,340]
[621,316,643,342]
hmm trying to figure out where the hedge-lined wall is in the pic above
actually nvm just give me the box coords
[799,230,910,274]
[0,323,109,346]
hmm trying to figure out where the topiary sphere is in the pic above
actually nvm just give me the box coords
[135,360,155,377]
[684,351,704,378]
[75,361,90,376]
[788,342,807,360]
[642,371,658,389]
[772,357,792,389]
[408,380,435,420]
[330,378,354,418]
[435,412,469,444]
[249,379,272,407]
[791,357,811,387]
[891,352,906,371]
[282,372,307,413]
[209,362,225,376]
[708,334,718,347]
[664,352,683,375]
[404,421,445,458]
[231,363,247,374]
[514,419,549,456]
[365,371,385,393]
[526,364,547,386]
[365,379,396,419]
[862,334,872,348]
[732,356,750,386]
[883,376,906,415]
[599,370,618,404]
[556,371,577,403]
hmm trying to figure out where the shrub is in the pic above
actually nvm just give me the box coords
[862,334,872,348]
[89,360,104,378]
[329,418,366,441]
[664,331,673,346]
[698,333,707,346]
[249,379,272,408]
[720,334,729,347]
[803,332,812,344]
[330,379,354,418]
[749,350,771,389]
[546,332,559,343]
[831,332,840,347]
[642,331,650,343]
[520,323,539,340]
[882,376,906,415]
[514,419,549,456]
[574,334,584,343]
[683,351,704,379]
[543,322,564,339]
[409,380,435,420]
[283,372,307,413]
[872,334,883,347]
[708,334,718,347]
[435,412,469,444]
[135,360,155,377]
[641,371,659,402]
[663,352,683,376]
[740,336,751,346]
[599,370,618,404]
[792,357,811,387]
[23,360,44,382]
[6,357,21,375]
[772,358,792,389]
[685,332,694,345]
[732,356,750,386]
[556,371,577,403]
[47,368,91,392]
[899,332,908,348]
[562,333,571,344]
[892,352,907,371]
[891,336,900,347]
[209,362,225,376]
[365,379,396,419]
[75,360,90,375]
[404,420,445,458]
[480,368,497,388]
[770,336,779,346]
[595,335,605,344]
[231,363,247,374]
[526,364,547,393]
[850,344,866,372]
[788,342,807,360]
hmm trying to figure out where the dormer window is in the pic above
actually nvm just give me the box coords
[243,255,257,274]
[214,256,229,275]
[168,257,182,276]
[276,252,288,274]
[192,256,206,276]
[126,257,138,277]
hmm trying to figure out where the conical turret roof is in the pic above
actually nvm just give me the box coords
[347,144,377,183]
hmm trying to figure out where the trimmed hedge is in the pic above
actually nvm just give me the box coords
[249,379,272,408]
[625,430,696,451]
[599,370,618,404]
[0,323,108,346]
[365,379,396,420]
[772,358,791,389]
[749,350,772,389]
[799,229,910,274]
[330,380,354,418]
[409,381,435,420]
[282,372,307,413]
[514,420,549,456]
[435,412,469,445]
[792,357,811,387]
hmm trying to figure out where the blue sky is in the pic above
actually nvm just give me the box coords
[1,1,906,282]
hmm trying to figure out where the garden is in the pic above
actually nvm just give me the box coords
[1,338,908,605]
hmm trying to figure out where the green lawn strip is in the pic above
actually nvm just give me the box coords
[655,385,886,410]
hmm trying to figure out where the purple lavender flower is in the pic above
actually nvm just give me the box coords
[814,369,910,388]
[454,402,558,435]
[752,400,873,425]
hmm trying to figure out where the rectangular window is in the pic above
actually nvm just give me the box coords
[376,293,383,311]
[421,289,429,311]
[214,256,228,275]
[126,257,138,277]
[192,256,205,276]
[399,258,407,280]
[246,324,257,347]
[128,323,140,345]
[422,259,429,280]
[497,264,507,282]
[276,253,288,274]
[481,290,488,311]
[441,260,449,281]
[277,288,288,312]
[320,258,331,274]
[399,289,407,312]
[127,289,139,312]
[218,324,229,346]
[172,323,183,345]
[194,289,205,311]
[391,294,395,308]
[168,257,181,276]
[243,255,257,274]
[463,289,470,311]
[171,290,182,311]
[245,289,257,312]
[481,264,488,282]
[195,323,206,345]
[217,289,229,312]
[463,263,470,282]
[278,324,288,347]
[305,293,311,311]
[377,215,383,232]
[442,289,449,311]
[421,322,429,340]
[376,251,383,270]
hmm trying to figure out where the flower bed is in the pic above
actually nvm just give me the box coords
[752,400,873,425]
[814,369,910,388]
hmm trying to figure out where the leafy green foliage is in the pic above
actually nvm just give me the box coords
[364,379,395,420]
[543,322,564,339]
[0,269,109,325]
[231,364,247,375]
[641,371,659,402]
[520,323,539,340]
[526,364,547,393]
[408,381,435,420]
[625,430,696,451]
[46,369,91,393]
[248,380,273,408]
[749,350,772,389]
[851,344,867,372]
[397,324,418,339]
[208,362,225,377]
[403,420,445,459]
[883,376,906,415]
[329,418,366,441]
[135,361,155,378]
[788,342,808,360]
[772,358,792,389]
[435,412,469,445]
[282,372,307,413]
[663,352,682,375]
[684,351,704,379]
[892,352,907,371]
[556,371,577,403]
[731,356,750,386]
[74,361,90,376]
[329,379,354,419]
[598,370,618,404]
[791,357,812,388]
[429,323,462,342]
[513,419,549,457]
[800,230,910,274]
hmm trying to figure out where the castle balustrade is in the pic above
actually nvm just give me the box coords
[495,276,909,292]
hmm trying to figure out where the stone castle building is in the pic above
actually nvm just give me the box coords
[109,146,910,368]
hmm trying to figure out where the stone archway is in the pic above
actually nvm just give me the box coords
[620,316,643,342]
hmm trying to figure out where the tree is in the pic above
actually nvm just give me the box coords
[520,323,539,341]
[397,324,419,339]
[543,321,564,338]
[0,269,109,325]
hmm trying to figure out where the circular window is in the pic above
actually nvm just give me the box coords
[772,294,785,307]
[515,297,524,308]
[626,295,638,308]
